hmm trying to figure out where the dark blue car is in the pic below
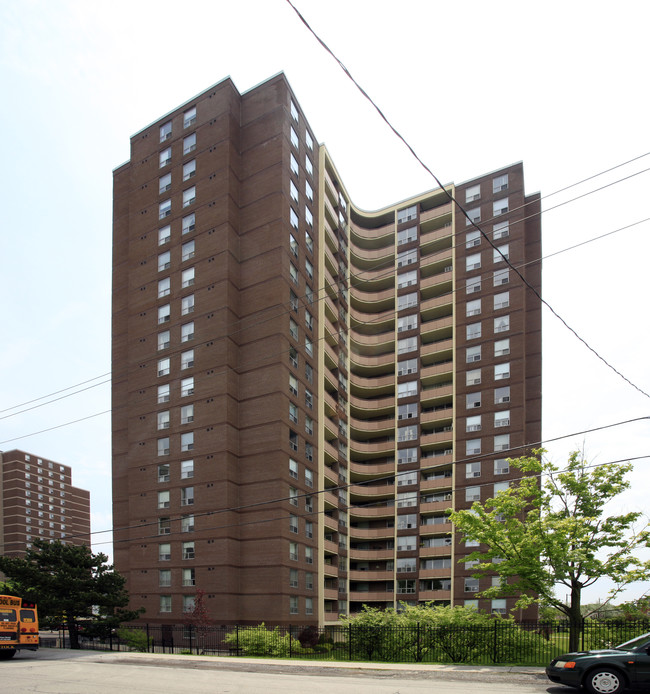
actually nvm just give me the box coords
[546,632,650,693]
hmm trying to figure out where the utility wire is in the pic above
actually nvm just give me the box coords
[285,0,650,401]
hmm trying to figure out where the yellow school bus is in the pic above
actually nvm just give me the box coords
[0,595,39,659]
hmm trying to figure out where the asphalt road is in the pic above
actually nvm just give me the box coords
[2,648,566,694]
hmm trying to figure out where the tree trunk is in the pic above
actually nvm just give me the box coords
[567,583,582,653]
[66,612,80,649]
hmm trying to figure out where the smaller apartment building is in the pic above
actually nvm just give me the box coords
[0,449,91,559]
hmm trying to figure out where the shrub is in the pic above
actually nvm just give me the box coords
[117,627,152,653]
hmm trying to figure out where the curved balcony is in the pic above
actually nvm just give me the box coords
[419,543,452,557]
[324,490,340,509]
[419,361,453,382]
[418,589,452,602]
[349,351,395,374]
[420,452,453,466]
[349,396,394,421]
[323,562,338,578]
[348,547,394,561]
[349,220,394,250]
[349,415,394,440]
[351,271,394,293]
[350,310,395,336]
[419,199,452,226]
[349,438,395,459]
[420,293,453,322]
[420,248,453,277]
[350,284,395,313]
[323,539,338,555]
[420,339,453,366]
[419,568,452,580]
[420,475,453,491]
[421,315,453,344]
[323,442,338,466]
[349,458,395,477]
[348,590,393,602]
[420,500,453,514]
[350,371,395,396]
[348,526,394,540]
[349,482,395,502]
[349,569,394,582]
[324,222,338,254]
[421,392,453,412]
[323,514,338,532]
[349,245,395,272]
[323,390,338,418]
[420,431,453,448]
[350,332,394,357]
[420,273,453,300]
[419,519,453,536]
[349,503,395,520]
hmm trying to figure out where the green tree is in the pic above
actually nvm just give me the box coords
[449,450,650,652]
[0,539,142,649]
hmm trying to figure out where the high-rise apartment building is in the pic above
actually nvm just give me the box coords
[0,449,91,558]
[112,73,541,625]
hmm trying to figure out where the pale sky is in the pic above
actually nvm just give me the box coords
[0,0,648,606]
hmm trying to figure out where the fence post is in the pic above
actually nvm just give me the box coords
[146,624,150,653]
[189,624,193,654]
[493,620,498,663]
[289,625,293,658]
[416,623,421,662]
[348,624,352,661]
[236,625,239,655]
[581,618,585,651]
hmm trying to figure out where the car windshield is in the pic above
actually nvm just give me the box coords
[615,633,650,651]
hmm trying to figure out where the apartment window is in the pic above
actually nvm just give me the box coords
[494,291,509,310]
[289,290,299,314]
[180,268,195,289]
[158,517,171,535]
[397,205,417,224]
[466,253,481,271]
[305,442,313,462]
[159,147,171,168]
[290,152,299,176]
[398,292,418,311]
[305,389,313,409]
[289,430,298,452]
[181,349,194,370]
[466,276,481,295]
[157,384,170,404]
[466,415,481,432]
[159,173,171,194]
[289,262,298,285]
[495,410,510,428]
[182,240,195,262]
[493,220,509,240]
[305,180,313,201]
[158,304,170,324]
[180,432,194,452]
[305,416,314,436]
[181,377,194,397]
[158,464,170,483]
[397,471,417,487]
[158,569,171,587]
[289,403,298,424]
[181,514,194,532]
[397,535,417,551]
[493,174,508,193]
[465,486,481,502]
[494,315,510,334]
[289,208,299,230]
[289,318,298,340]
[398,424,417,441]
[397,381,418,399]
[466,299,481,317]
[183,133,196,155]
[397,447,417,465]
[290,100,299,122]
[181,294,195,316]
[305,130,313,150]
[289,180,299,202]
[183,568,196,587]
[158,331,170,351]
[182,541,195,560]
[289,458,298,480]
[494,458,509,475]
[466,345,481,363]
[494,434,510,452]
[182,213,195,235]
[157,252,171,273]
[397,403,418,420]
[397,270,417,288]
[157,227,172,248]
[160,595,172,613]
[158,357,170,377]
[466,207,481,225]
[495,386,510,404]
[305,259,314,281]
[290,126,299,149]
[465,184,481,203]
[289,595,299,615]
[289,568,299,589]
[466,439,481,455]
[494,482,510,497]
[305,469,314,489]
[181,404,194,424]
[493,268,509,286]
[492,599,507,615]
[466,322,481,340]
[157,437,170,457]
[181,460,194,479]
[182,186,196,208]
[465,578,480,593]
[397,249,417,268]
[158,277,171,298]
[495,362,510,380]
[305,337,313,357]
[160,121,172,142]
[157,411,170,430]
[305,232,313,255]
[494,338,510,357]
[179,486,194,507]
[159,200,171,220]
[289,514,299,534]
[494,244,509,263]
[397,358,418,376]
[182,159,196,182]
[398,337,417,355]
[466,230,481,249]
[397,226,417,245]
[181,321,194,342]
[493,198,509,216]
[397,315,418,333]
[466,369,481,386]
[183,105,196,128]
[466,462,481,479]
[305,156,313,176]
[305,206,313,227]
[158,490,170,509]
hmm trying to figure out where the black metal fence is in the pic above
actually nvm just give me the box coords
[40,620,650,666]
